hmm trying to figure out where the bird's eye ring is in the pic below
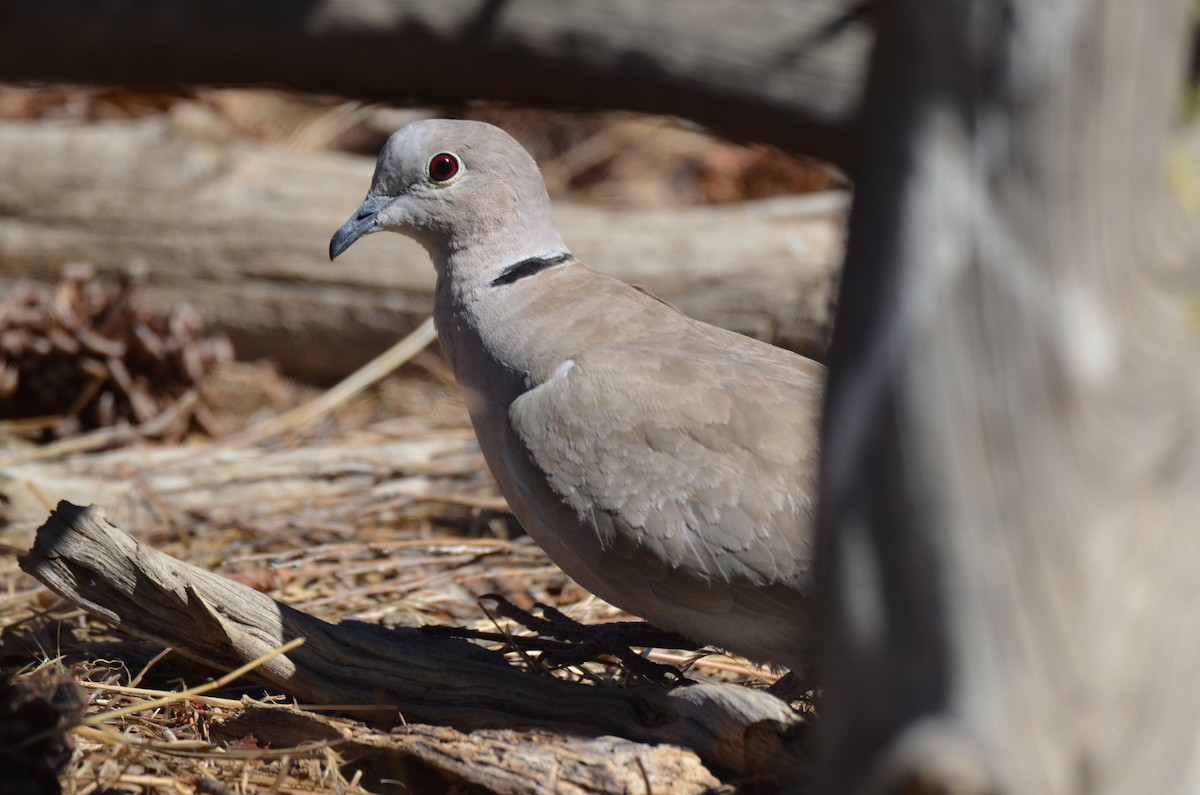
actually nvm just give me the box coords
[428,152,461,183]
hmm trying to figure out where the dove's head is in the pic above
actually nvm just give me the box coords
[329,119,567,272]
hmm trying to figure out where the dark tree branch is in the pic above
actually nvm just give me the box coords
[0,0,871,167]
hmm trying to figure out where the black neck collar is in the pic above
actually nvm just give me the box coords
[490,252,572,287]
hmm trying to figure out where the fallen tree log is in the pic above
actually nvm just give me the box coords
[0,0,870,167]
[0,422,493,533]
[210,705,723,795]
[19,502,805,789]
[0,113,846,381]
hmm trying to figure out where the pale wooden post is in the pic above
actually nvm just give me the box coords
[817,1,1200,792]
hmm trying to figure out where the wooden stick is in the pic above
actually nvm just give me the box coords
[19,501,805,787]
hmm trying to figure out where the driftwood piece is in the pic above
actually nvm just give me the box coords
[0,0,871,167]
[212,705,722,795]
[816,0,1200,792]
[0,113,846,381]
[19,502,805,789]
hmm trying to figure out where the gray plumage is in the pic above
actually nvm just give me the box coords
[331,119,822,676]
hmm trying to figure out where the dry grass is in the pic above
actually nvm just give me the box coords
[1,359,787,794]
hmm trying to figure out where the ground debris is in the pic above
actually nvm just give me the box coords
[0,666,87,795]
[0,264,232,441]
[8,502,804,793]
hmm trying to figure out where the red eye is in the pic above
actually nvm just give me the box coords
[428,152,460,182]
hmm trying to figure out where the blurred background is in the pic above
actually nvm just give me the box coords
[0,87,848,438]
[0,4,864,791]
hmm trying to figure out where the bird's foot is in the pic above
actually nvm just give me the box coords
[766,670,804,701]
[479,594,702,684]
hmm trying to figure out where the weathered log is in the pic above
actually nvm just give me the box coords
[0,114,846,381]
[211,705,722,795]
[19,502,806,788]
[0,0,871,167]
[816,1,1200,793]
[0,424,491,532]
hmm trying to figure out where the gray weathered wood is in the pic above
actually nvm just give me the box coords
[20,501,806,787]
[816,1,1200,792]
[0,115,845,381]
[212,706,723,795]
[0,0,870,167]
[0,424,491,531]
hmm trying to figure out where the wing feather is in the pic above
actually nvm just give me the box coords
[503,324,821,629]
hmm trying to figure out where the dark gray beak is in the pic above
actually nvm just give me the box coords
[329,195,392,260]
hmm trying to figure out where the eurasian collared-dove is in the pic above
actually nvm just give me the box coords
[330,119,822,679]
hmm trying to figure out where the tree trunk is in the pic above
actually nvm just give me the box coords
[0,0,869,168]
[816,1,1200,793]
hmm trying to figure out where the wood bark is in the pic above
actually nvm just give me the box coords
[0,114,845,382]
[0,0,870,167]
[19,502,806,789]
[816,1,1200,793]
